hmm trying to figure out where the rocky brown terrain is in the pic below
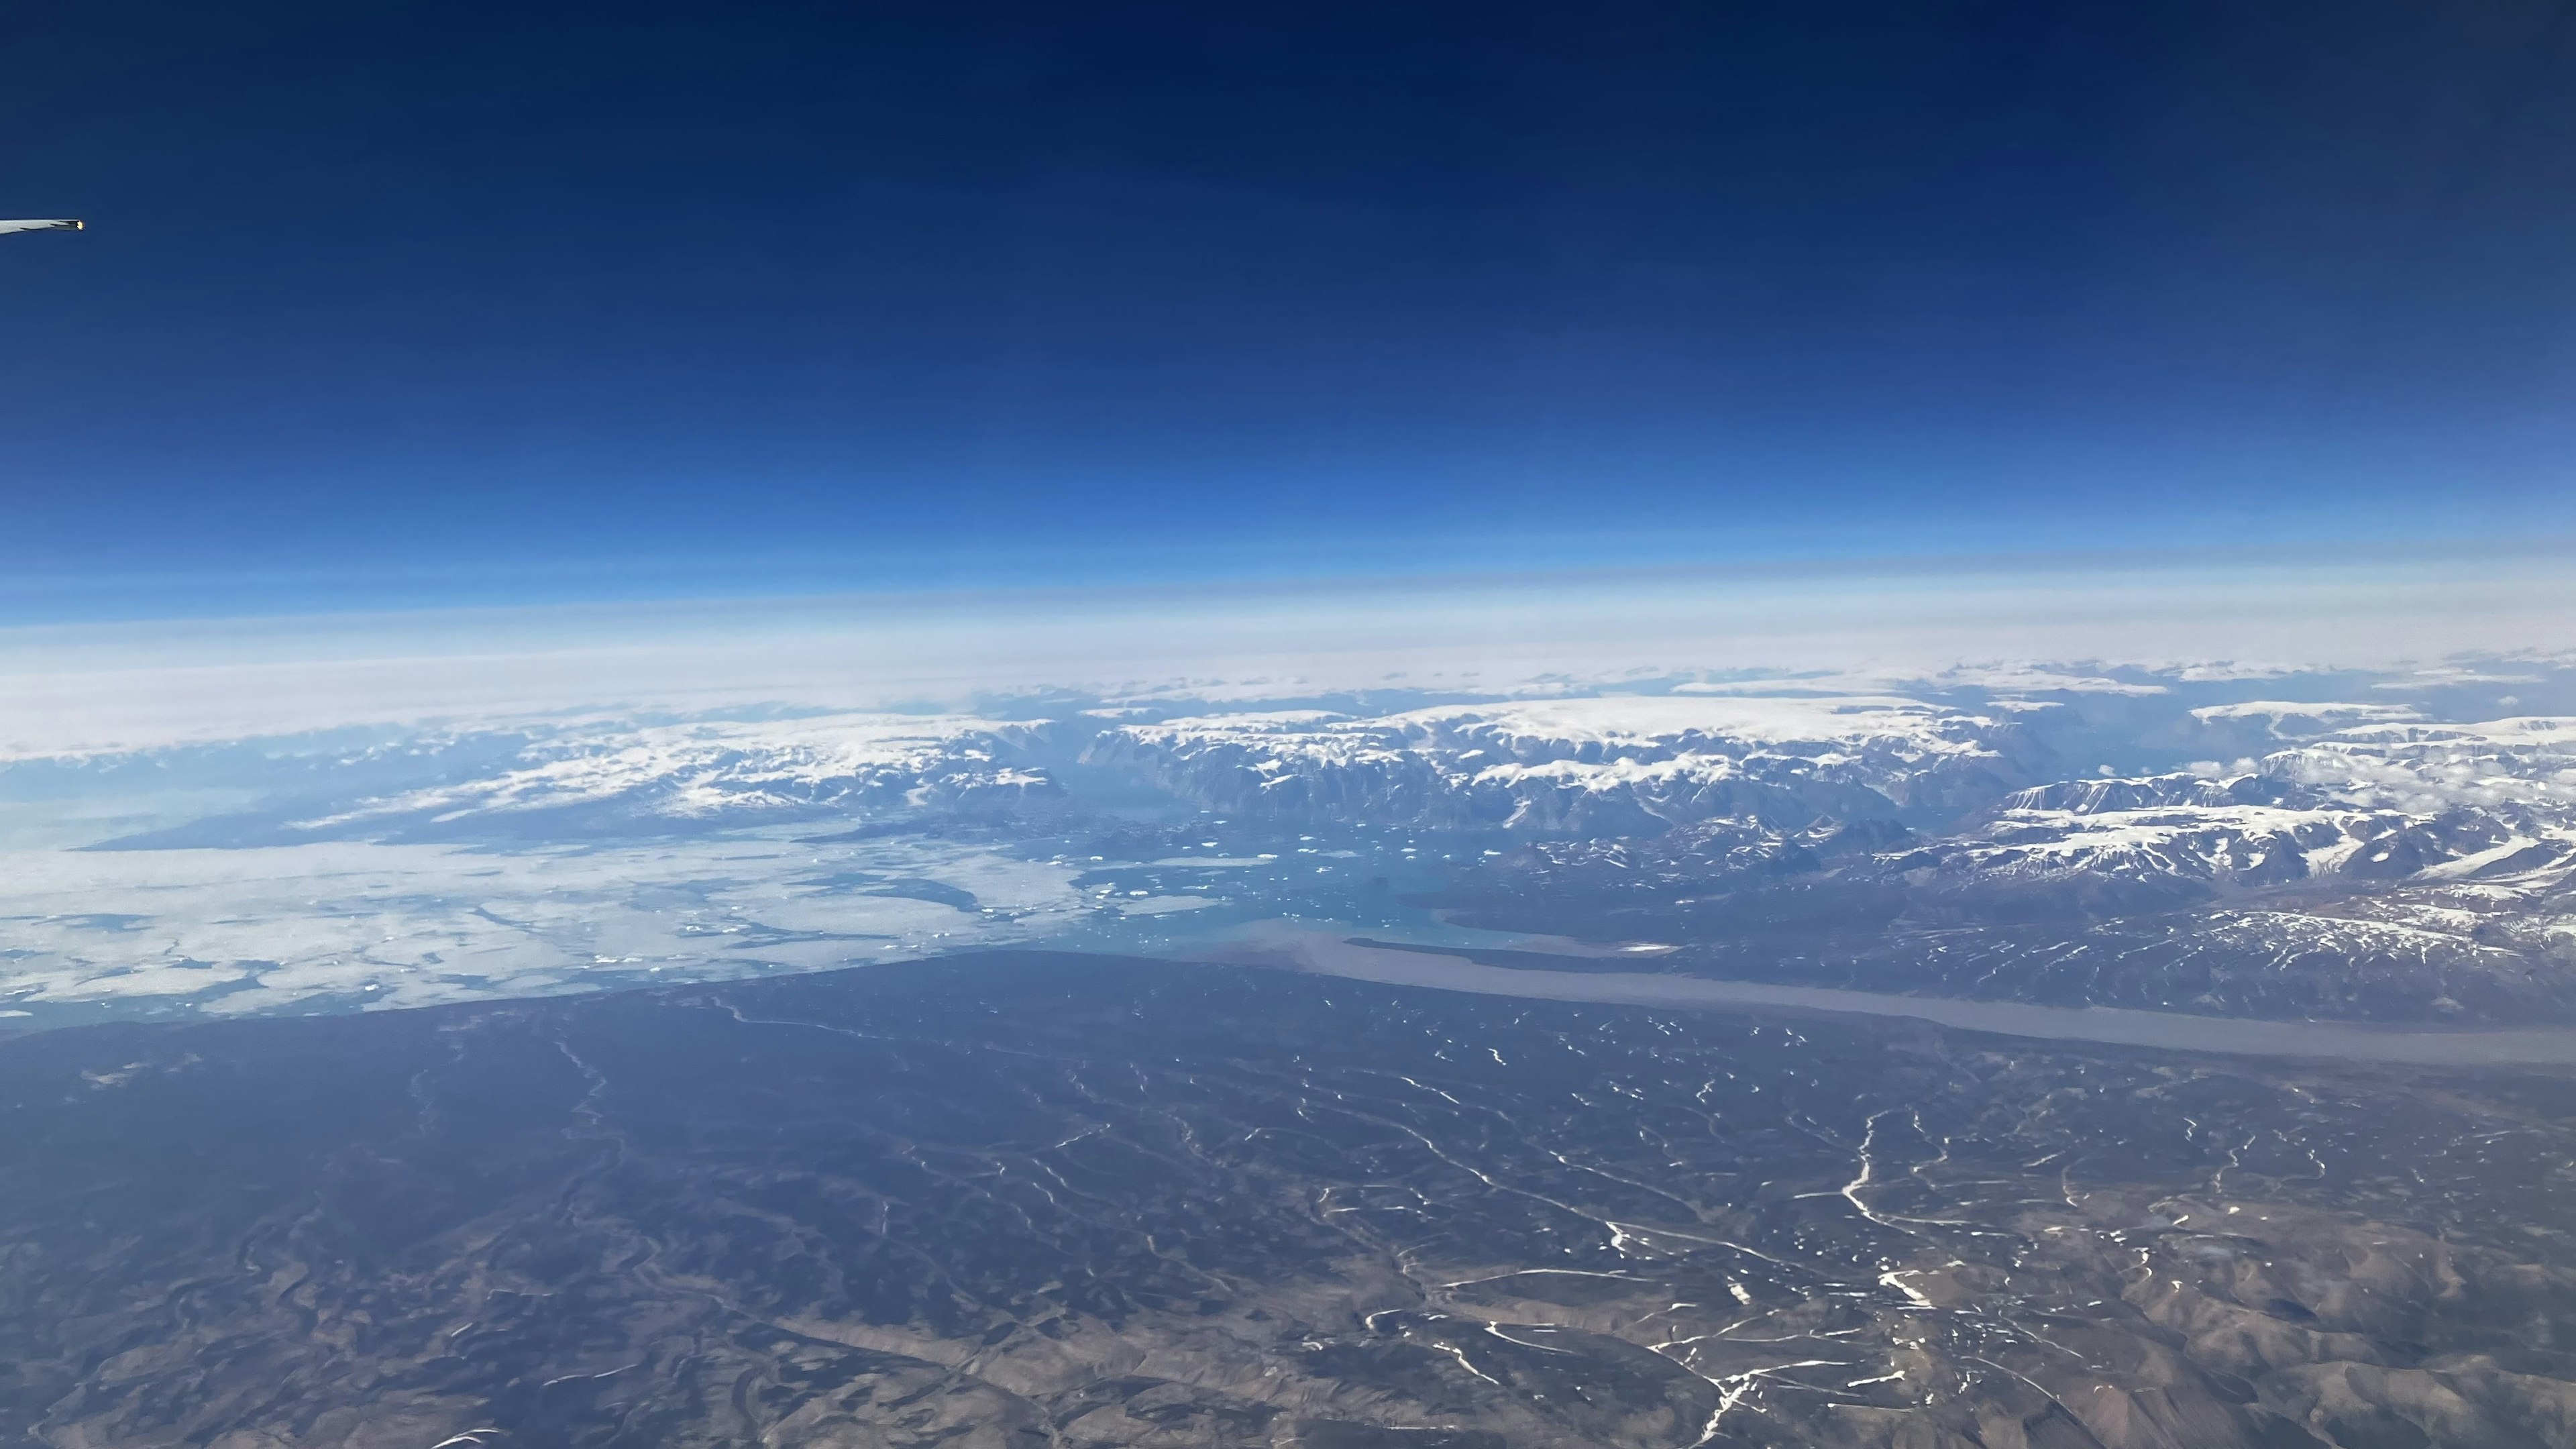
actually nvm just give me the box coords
[5,953,2574,1448]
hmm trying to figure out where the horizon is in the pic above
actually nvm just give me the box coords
[3,540,2570,757]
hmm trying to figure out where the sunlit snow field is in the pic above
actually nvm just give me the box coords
[0,786,1494,1030]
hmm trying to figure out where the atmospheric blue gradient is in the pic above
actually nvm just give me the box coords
[5,0,2574,619]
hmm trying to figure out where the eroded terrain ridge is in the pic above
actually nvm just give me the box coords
[5,955,2575,1448]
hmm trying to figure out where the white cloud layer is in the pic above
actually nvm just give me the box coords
[3,546,2571,757]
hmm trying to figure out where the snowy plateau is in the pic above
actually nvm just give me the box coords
[7,658,2576,1029]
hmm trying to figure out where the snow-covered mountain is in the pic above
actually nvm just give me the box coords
[1426,701,2576,1022]
[294,714,1067,837]
[1085,694,2054,835]
[50,714,1075,849]
[1935,717,2576,892]
[14,658,2576,1026]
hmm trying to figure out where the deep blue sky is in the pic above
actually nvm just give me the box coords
[5,0,2575,616]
